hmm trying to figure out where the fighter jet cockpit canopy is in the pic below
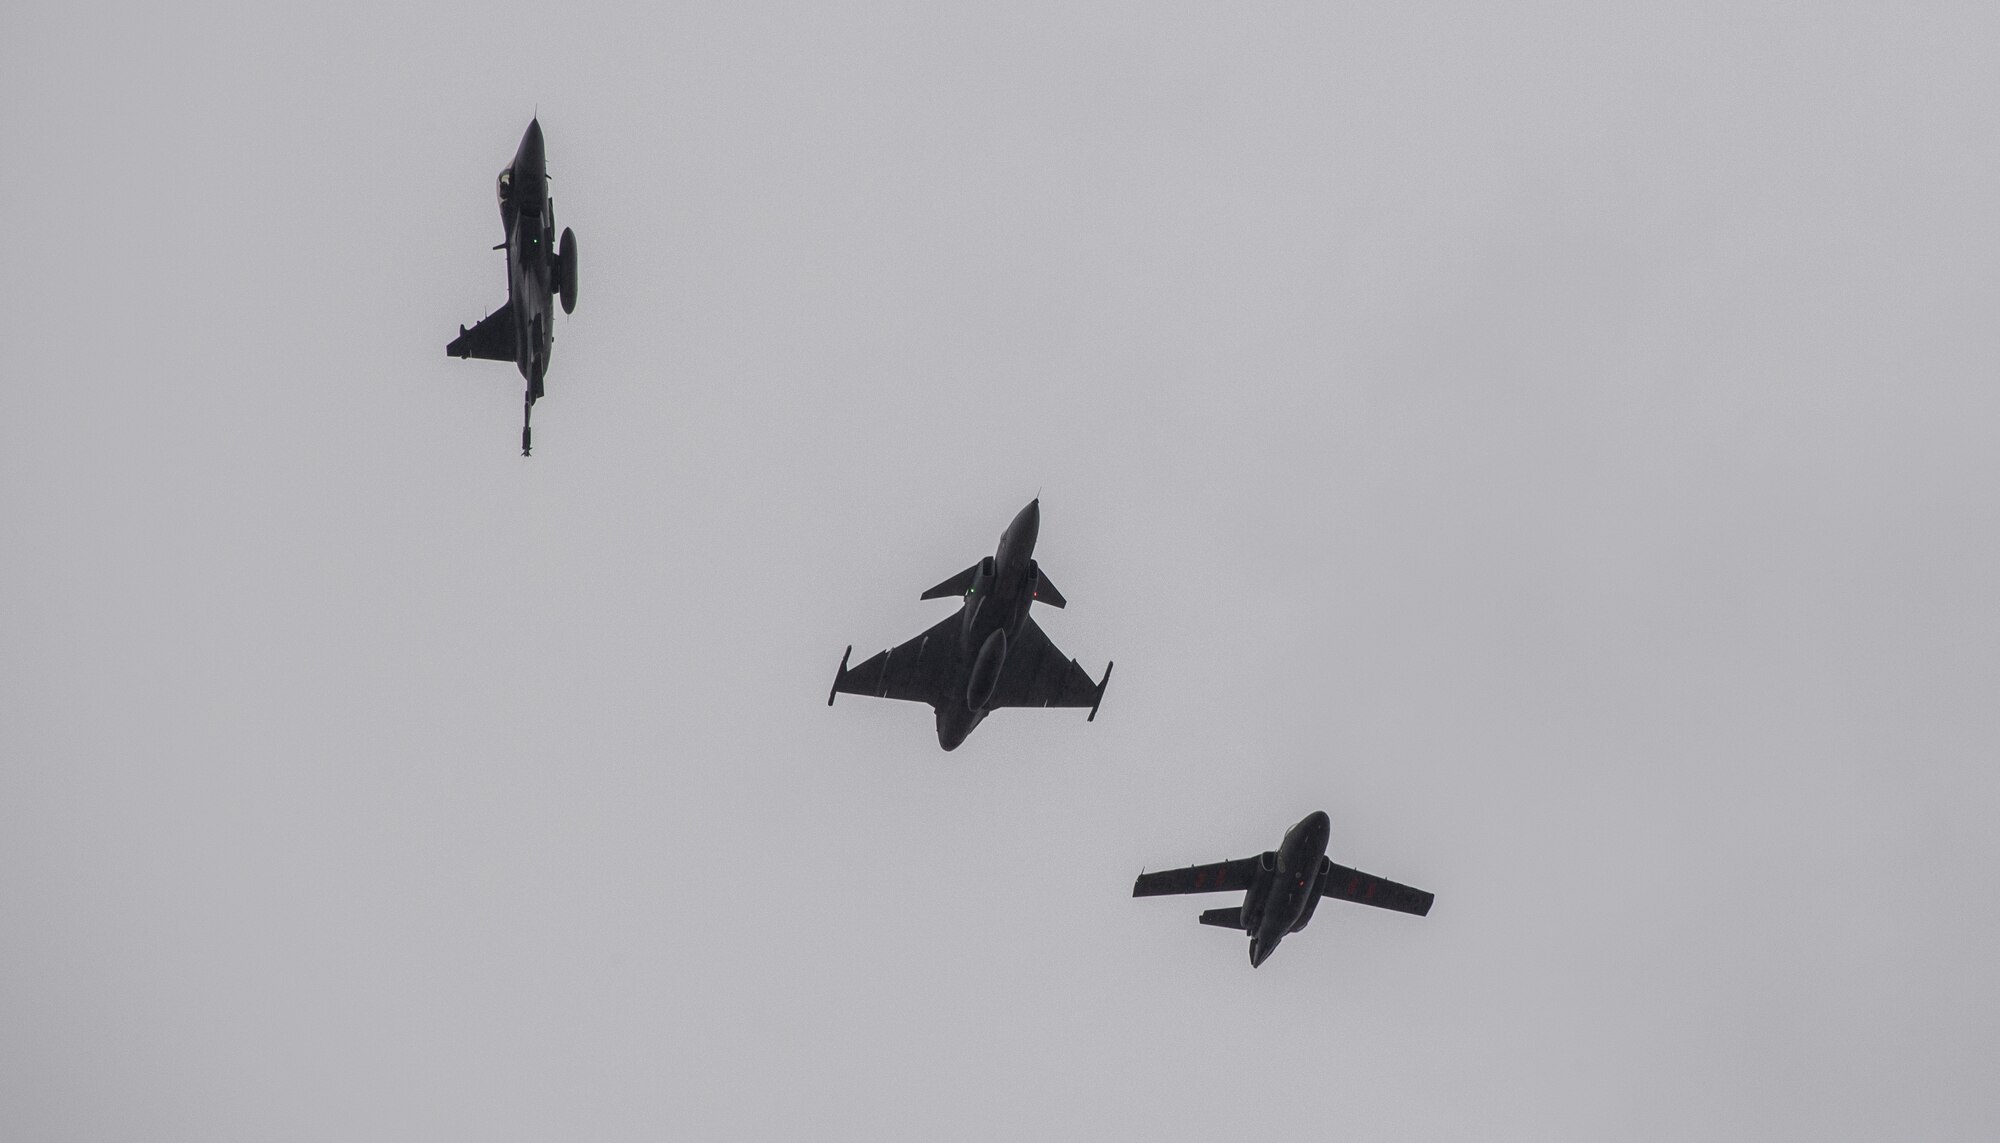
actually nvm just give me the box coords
[496,168,514,206]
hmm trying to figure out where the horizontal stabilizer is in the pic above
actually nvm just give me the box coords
[920,564,979,601]
[1198,907,1245,930]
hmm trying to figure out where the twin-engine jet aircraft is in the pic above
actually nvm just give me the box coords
[829,499,1113,750]
[1134,810,1433,966]
[447,118,578,456]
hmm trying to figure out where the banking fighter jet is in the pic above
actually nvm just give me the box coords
[829,499,1112,750]
[447,118,577,456]
[1134,811,1433,966]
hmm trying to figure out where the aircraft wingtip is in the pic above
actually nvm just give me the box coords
[827,645,852,706]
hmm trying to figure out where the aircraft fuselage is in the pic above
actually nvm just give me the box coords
[499,120,555,397]
[1243,810,1332,967]
[936,499,1043,750]
[959,498,1041,650]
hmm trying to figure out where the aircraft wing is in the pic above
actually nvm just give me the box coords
[830,615,962,706]
[447,305,517,361]
[1317,858,1434,917]
[1132,856,1261,897]
[986,617,1110,713]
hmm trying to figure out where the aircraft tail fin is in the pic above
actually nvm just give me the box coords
[1198,907,1246,930]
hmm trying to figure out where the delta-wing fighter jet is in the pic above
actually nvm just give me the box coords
[1134,811,1432,966]
[829,499,1112,750]
[447,118,578,455]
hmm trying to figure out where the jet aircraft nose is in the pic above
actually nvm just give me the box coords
[512,119,547,191]
[1004,498,1040,552]
[1249,940,1272,968]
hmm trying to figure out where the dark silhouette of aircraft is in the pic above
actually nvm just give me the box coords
[829,499,1112,750]
[447,118,577,456]
[1134,811,1433,966]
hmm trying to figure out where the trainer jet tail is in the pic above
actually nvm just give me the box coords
[447,118,579,455]
[1134,811,1432,967]
[828,499,1112,751]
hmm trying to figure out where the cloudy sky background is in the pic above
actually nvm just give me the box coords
[5,4,1998,1140]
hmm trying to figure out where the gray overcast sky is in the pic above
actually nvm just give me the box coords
[5,4,1998,1140]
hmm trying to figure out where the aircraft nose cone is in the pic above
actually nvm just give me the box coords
[1009,498,1040,548]
[1249,941,1271,968]
[515,119,547,181]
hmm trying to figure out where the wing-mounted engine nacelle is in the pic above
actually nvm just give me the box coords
[966,629,1007,711]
